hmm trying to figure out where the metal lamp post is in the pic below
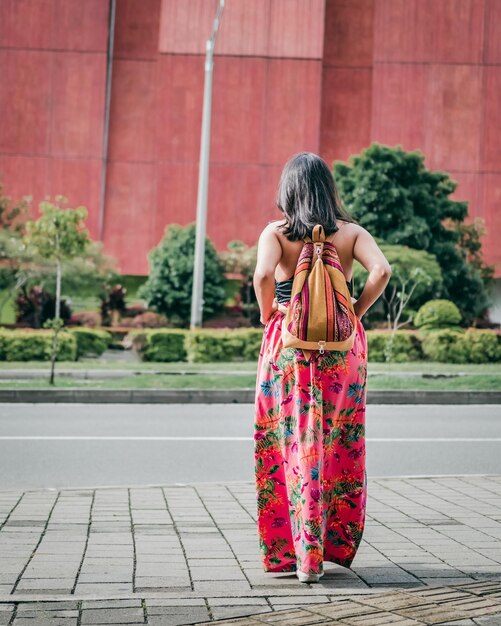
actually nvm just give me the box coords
[190,0,225,329]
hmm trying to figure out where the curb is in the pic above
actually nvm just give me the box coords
[0,389,499,404]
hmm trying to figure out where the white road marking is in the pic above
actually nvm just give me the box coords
[0,436,500,442]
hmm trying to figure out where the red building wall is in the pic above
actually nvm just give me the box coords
[321,0,501,276]
[0,0,499,277]
[101,0,325,274]
[0,0,109,237]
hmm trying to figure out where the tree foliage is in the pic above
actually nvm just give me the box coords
[138,223,226,326]
[25,199,90,261]
[24,197,91,383]
[0,185,33,318]
[334,143,494,324]
[219,240,258,316]
[414,299,462,331]
[0,182,30,233]
[353,243,443,328]
[0,186,117,324]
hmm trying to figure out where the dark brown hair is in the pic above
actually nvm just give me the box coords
[276,152,357,241]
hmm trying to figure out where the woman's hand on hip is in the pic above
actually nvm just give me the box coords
[260,298,278,325]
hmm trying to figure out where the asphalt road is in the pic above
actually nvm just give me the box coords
[0,403,500,489]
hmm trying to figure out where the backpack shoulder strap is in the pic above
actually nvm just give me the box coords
[312,224,326,242]
[304,223,342,244]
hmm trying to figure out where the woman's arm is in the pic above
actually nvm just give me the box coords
[253,225,282,324]
[351,227,392,318]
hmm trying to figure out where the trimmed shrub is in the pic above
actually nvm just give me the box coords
[126,329,188,362]
[463,329,501,363]
[420,327,500,363]
[414,299,462,331]
[366,330,423,362]
[0,329,77,361]
[0,329,7,360]
[69,327,113,358]
[420,328,468,363]
[185,329,263,363]
[366,332,386,362]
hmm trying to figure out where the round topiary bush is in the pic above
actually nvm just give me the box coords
[414,299,462,331]
[421,328,468,363]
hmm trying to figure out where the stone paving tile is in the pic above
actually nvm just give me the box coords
[211,606,272,621]
[0,477,501,625]
[80,607,145,624]
[473,616,501,624]
[147,607,210,625]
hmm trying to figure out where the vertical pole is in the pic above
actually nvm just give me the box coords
[190,40,214,329]
[98,0,116,241]
[190,0,225,330]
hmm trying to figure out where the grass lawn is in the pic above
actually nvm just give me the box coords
[0,360,499,373]
[0,361,499,390]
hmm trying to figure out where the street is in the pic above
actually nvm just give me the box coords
[0,403,500,489]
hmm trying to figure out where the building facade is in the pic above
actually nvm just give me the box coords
[1,1,499,298]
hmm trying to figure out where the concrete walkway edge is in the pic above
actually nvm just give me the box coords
[0,389,499,404]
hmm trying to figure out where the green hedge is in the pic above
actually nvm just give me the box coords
[1,326,499,365]
[420,328,500,363]
[185,329,263,363]
[68,328,113,358]
[127,329,187,362]
[465,329,501,363]
[366,330,423,362]
[0,329,77,361]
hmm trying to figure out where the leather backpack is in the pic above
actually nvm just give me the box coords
[279,224,357,360]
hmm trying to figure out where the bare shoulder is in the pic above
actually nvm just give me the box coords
[338,220,369,239]
[258,219,286,240]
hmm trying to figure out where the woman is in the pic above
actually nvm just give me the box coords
[253,152,391,583]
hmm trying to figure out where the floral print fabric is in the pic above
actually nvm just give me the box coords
[254,305,368,575]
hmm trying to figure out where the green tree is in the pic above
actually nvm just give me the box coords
[0,184,32,321]
[334,143,494,324]
[139,223,226,327]
[352,243,442,328]
[0,182,30,233]
[24,197,90,384]
[219,240,258,317]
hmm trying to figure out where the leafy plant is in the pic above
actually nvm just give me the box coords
[16,285,72,328]
[334,143,494,324]
[464,329,500,363]
[0,328,77,362]
[185,328,263,362]
[69,328,112,358]
[219,240,258,318]
[353,243,443,335]
[420,328,468,363]
[0,182,30,233]
[24,197,90,383]
[366,330,423,362]
[414,299,462,331]
[139,223,226,327]
[99,283,127,326]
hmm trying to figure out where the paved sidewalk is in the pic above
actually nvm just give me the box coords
[0,476,500,625]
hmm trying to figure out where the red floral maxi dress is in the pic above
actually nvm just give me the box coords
[254,304,368,576]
